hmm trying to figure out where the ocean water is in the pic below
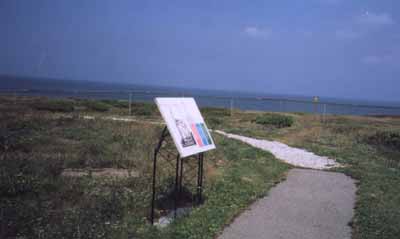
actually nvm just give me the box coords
[1,75,400,116]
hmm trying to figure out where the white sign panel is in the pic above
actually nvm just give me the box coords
[155,97,216,158]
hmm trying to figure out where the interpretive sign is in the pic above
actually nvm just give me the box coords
[155,97,216,158]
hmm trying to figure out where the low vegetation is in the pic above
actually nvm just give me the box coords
[365,130,400,151]
[130,102,157,116]
[254,113,294,128]
[80,99,111,112]
[100,99,128,109]
[33,99,75,112]
[0,96,289,239]
[3,96,400,239]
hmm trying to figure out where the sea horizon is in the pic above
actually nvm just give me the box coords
[2,74,400,116]
[2,74,400,106]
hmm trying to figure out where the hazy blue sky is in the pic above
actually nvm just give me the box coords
[1,0,399,101]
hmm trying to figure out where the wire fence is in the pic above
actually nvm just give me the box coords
[1,89,400,116]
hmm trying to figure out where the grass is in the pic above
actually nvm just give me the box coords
[0,96,289,239]
[3,96,400,238]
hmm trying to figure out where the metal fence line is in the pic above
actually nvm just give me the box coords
[1,89,400,116]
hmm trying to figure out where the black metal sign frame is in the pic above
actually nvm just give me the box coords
[150,126,205,224]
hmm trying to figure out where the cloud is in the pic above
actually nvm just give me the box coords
[355,12,394,26]
[243,26,272,39]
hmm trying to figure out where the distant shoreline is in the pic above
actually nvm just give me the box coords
[2,74,400,116]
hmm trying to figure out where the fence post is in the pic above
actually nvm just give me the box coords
[1,208,4,239]
[230,98,234,117]
[128,92,132,116]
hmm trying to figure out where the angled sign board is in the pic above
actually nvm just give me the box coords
[155,97,216,158]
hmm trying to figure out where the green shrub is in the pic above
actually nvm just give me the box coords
[82,100,111,112]
[201,107,230,117]
[130,102,156,116]
[34,99,75,113]
[255,113,294,128]
[101,99,128,108]
[206,117,223,128]
[365,130,400,151]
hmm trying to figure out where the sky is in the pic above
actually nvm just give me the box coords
[1,0,399,101]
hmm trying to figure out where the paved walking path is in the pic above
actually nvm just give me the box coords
[218,169,356,239]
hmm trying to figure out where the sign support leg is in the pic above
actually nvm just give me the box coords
[197,153,204,204]
[150,126,168,225]
[174,154,180,218]
[179,157,184,194]
[150,148,158,224]
[200,153,204,202]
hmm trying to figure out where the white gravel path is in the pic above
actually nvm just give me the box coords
[214,130,339,170]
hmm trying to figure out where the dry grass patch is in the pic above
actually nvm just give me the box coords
[62,168,139,178]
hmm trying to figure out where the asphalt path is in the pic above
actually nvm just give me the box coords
[218,169,356,239]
